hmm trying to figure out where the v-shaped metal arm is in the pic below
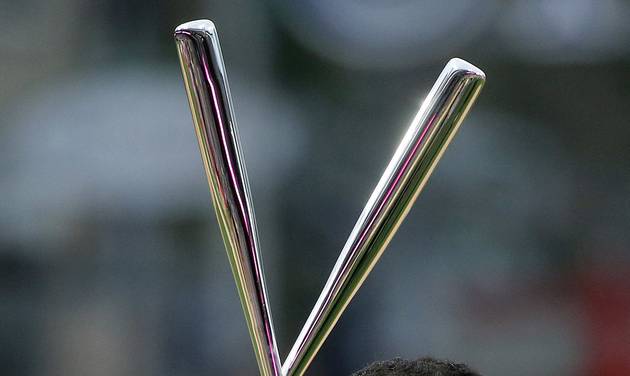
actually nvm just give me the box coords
[175,20,282,376]
[174,19,485,376]
[282,57,485,376]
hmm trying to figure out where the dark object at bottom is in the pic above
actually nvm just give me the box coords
[351,357,481,376]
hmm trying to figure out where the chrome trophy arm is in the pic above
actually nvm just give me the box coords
[174,17,486,376]
[174,20,282,376]
[282,58,485,376]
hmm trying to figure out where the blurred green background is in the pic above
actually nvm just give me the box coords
[1,1,630,375]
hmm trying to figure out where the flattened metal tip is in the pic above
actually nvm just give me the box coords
[446,58,486,81]
[174,19,216,37]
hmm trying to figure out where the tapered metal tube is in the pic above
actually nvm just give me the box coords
[283,58,485,376]
[174,20,282,376]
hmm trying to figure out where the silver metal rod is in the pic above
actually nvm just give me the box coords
[174,20,282,376]
[282,58,485,376]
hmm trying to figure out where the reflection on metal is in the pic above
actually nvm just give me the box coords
[174,20,282,376]
[283,57,485,376]
[175,19,485,376]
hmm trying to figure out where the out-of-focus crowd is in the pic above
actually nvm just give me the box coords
[1,1,629,375]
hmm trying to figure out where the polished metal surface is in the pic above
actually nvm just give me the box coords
[283,58,485,376]
[174,20,282,376]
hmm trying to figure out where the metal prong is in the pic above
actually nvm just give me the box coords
[174,20,282,376]
[282,58,486,376]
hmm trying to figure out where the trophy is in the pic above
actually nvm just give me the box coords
[174,19,485,376]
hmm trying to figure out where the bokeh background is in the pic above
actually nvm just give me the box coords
[2,1,630,375]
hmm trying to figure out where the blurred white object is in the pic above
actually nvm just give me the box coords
[499,0,630,63]
[0,67,306,249]
[272,0,498,69]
